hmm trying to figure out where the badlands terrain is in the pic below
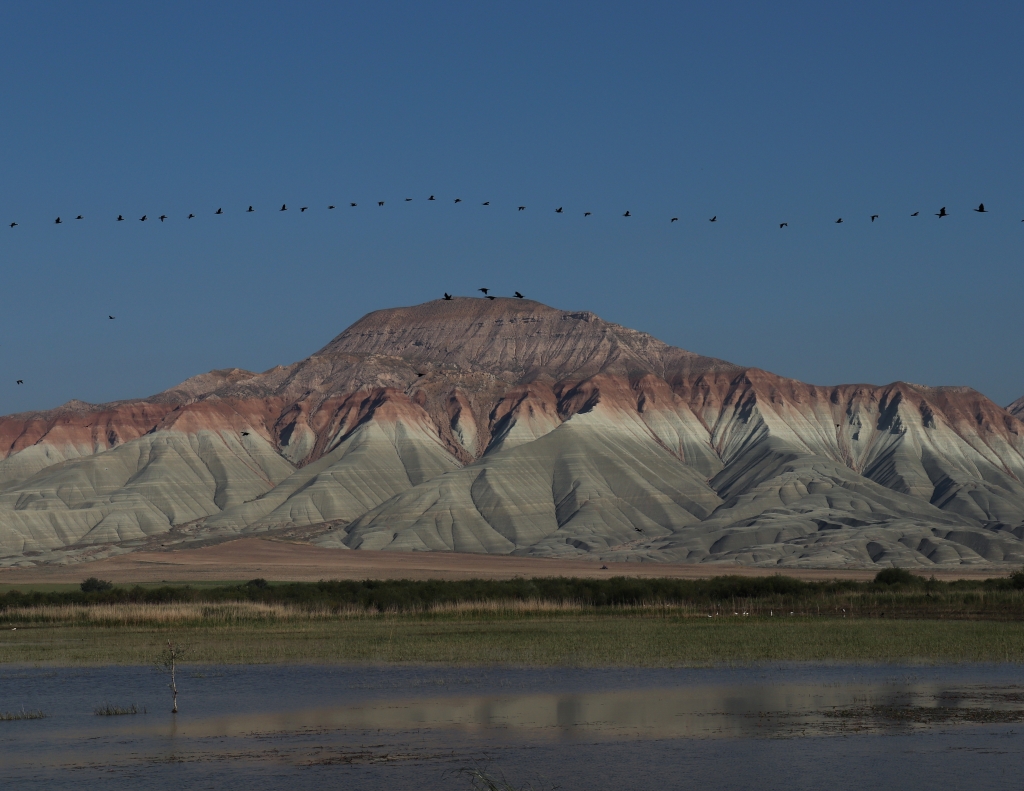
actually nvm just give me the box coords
[1,297,1023,569]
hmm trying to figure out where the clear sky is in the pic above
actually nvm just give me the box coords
[1,1,1022,414]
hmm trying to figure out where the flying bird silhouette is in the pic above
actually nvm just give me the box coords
[405,198,412,202]
[159,215,167,222]
[623,211,631,217]
[514,292,524,298]
[835,218,843,224]
[479,288,489,294]
[215,208,223,214]
[482,201,489,205]
[555,207,563,213]
[350,203,357,207]
[300,207,308,212]
[911,212,919,216]
[241,431,249,436]
[108,315,115,320]
[671,217,678,222]
[378,201,384,206]
[518,206,526,211]
[247,206,254,212]
[486,295,496,300]
[936,206,948,217]
[454,198,462,203]
[871,215,879,222]
[584,212,591,216]
[328,205,335,209]
[780,223,788,228]
[709,216,717,222]
[140,215,147,222]
[428,195,435,200]
[76,215,83,220]
[8,222,16,228]
[187,214,195,219]
[975,203,988,213]
[443,293,452,300]
[117,215,125,221]
[280,204,287,211]
[16,380,23,385]
[55,217,61,224]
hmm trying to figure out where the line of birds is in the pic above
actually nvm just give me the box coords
[4,201,1011,229]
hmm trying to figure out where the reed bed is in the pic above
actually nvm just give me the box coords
[94,703,140,716]
[3,588,1023,627]
[0,709,46,720]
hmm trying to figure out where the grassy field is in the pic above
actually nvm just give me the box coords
[2,606,1023,665]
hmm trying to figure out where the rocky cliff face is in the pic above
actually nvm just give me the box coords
[2,297,1023,568]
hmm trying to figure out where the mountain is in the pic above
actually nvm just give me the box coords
[1009,395,1024,420]
[1,297,1023,568]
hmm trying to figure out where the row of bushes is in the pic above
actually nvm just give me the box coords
[1,568,1021,611]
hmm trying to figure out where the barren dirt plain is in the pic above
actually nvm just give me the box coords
[0,538,1007,586]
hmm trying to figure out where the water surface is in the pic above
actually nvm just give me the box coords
[1,664,1021,789]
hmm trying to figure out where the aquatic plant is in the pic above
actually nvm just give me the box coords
[94,703,140,716]
[0,709,46,720]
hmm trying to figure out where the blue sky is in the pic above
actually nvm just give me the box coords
[1,1,1022,413]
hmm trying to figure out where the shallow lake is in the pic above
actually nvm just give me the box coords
[1,664,1022,789]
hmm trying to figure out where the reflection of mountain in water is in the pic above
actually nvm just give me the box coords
[3,297,1024,567]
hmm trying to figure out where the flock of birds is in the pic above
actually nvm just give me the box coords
[2,199,1011,230]
[1,198,1009,388]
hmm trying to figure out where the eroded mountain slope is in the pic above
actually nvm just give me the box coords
[1,297,1022,567]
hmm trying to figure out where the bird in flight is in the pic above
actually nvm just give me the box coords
[159,215,168,222]
[140,215,147,222]
[479,288,489,294]
[16,380,23,385]
[76,215,83,220]
[780,222,788,228]
[671,217,679,223]
[454,198,462,203]
[215,208,223,215]
[555,207,563,213]
[518,206,526,211]
[911,212,919,217]
[405,198,413,202]
[514,291,524,298]
[443,293,452,300]
[328,205,335,210]
[936,206,948,218]
[55,217,61,224]
[300,207,308,212]
[8,222,16,228]
[241,431,250,436]
[187,213,195,219]
[117,215,125,221]
[871,215,879,222]
[584,212,591,217]
[247,206,254,213]
[482,201,489,206]
[486,295,496,300]
[623,211,631,217]
[835,218,843,224]
[378,201,384,207]
[975,203,988,213]
[350,203,357,207]
[108,315,115,320]
[281,204,287,211]
[709,216,717,222]
[428,195,435,201]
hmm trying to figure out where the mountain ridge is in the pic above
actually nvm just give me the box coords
[1,297,1022,568]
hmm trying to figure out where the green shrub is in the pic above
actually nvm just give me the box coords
[80,577,114,593]
[874,568,921,586]
[1010,567,1024,590]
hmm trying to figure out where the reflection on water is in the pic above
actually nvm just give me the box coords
[1,665,1022,790]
